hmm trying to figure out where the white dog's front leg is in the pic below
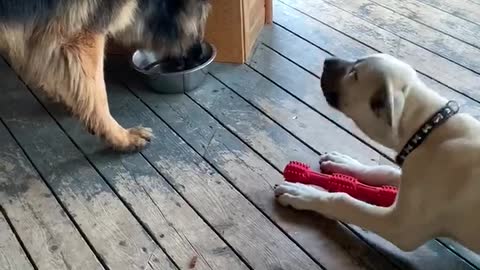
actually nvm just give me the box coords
[320,152,401,187]
[274,182,427,251]
[274,182,395,234]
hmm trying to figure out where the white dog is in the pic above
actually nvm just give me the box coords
[274,53,480,252]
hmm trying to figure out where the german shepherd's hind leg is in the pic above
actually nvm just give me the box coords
[59,31,152,151]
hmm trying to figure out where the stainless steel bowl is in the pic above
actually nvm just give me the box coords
[131,42,217,94]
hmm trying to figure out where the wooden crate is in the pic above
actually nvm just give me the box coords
[206,0,272,63]
[107,0,272,64]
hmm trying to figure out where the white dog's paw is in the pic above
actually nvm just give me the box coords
[319,151,361,166]
[319,152,366,176]
[274,182,327,211]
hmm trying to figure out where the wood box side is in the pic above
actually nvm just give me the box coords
[204,0,245,63]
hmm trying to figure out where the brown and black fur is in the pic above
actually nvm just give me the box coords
[0,0,211,150]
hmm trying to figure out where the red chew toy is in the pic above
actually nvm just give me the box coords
[283,161,397,207]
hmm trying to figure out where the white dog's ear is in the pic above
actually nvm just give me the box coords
[370,84,394,127]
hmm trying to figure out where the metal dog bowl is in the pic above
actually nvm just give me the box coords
[131,42,216,94]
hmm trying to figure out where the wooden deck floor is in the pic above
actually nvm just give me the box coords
[2,0,480,269]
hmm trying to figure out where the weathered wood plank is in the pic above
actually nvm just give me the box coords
[0,133,104,270]
[274,0,480,102]
[0,73,105,270]
[255,22,480,267]
[366,0,480,48]
[316,0,480,72]
[440,238,480,269]
[119,67,397,270]
[33,85,249,270]
[416,0,480,26]
[0,58,176,270]
[0,209,34,270]
[93,75,323,270]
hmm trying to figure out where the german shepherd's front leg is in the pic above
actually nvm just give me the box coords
[60,31,152,151]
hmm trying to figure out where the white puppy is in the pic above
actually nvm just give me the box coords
[274,53,480,252]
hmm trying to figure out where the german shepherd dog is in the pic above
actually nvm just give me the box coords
[0,0,211,151]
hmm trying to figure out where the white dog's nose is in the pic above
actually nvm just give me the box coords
[324,57,340,69]
[323,57,351,71]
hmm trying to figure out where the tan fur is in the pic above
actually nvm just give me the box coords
[108,1,137,34]
[0,0,155,151]
[0,0,209,149]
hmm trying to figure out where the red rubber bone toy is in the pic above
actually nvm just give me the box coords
[283,161,398,207]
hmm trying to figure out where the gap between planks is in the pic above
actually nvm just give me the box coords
[0,205,36,270]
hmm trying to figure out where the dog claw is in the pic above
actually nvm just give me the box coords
[108,126,153,152]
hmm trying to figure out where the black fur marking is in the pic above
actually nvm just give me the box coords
[88,0,133,32]
[0,0,210,58]
[370,87,387,113]
[0,0,57,24]
[370,85,392,126]
[141,0,189,41]
[0,0,131,33]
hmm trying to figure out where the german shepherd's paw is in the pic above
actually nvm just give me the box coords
[110,126,153,151]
